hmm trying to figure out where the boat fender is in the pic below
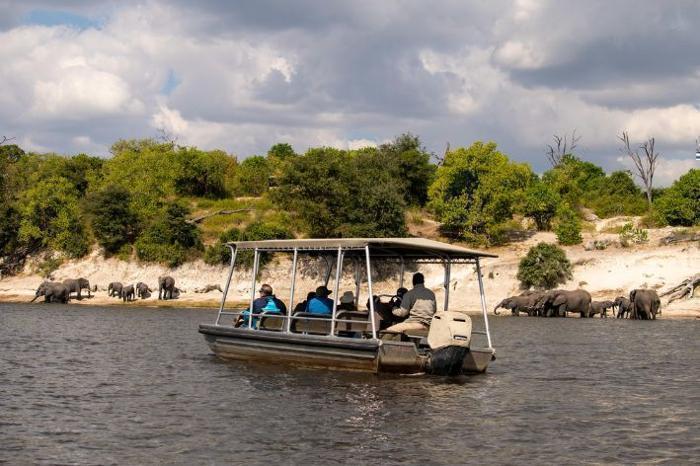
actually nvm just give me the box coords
[427,311,472,350]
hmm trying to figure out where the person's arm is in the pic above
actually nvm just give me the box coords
[392,293,412,317]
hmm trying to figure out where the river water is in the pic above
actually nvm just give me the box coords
[1,303,698,465]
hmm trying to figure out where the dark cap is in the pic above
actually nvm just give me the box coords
[315,285,332,296]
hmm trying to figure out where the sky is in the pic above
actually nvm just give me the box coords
[1,0,699,184]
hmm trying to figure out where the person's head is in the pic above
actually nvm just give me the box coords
[412,273,425,286]
[315,285,332,298]
[306,291,316,301]
[340,291,355,304]
[259,284,273,296]
[397,287,408,297]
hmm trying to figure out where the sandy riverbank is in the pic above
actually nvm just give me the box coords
[2,219,698,319]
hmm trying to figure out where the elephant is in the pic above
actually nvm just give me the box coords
[590,300,615,318]
[158,276,176,300]
[121,284,135,302]
[62,278,91,299]
[494,291,545,316]
[136,282,152,299]
[629,289,661,320]
[108,282,123,297]
[535,289,592,318]
[614,296,633,319]
[31,282,70,303]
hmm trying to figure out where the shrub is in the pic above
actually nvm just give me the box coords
[554,203,582,245]
[517,242,573,290]
[135,202,202,267]
[232,156,270,196]
[428,141,534,245]
[655,169,700,226]
[86,185,141,254]
[618,222,648,247]
[173,148,231,198]
[18,177,90,258]
[524,181,560,230]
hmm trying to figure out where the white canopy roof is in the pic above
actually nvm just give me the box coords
[227,237,497,259]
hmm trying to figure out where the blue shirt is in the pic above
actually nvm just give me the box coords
[306,296,333,315]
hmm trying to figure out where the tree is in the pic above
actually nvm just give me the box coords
[542,154,605,209]
[18,177,89,258]
[524,181,560,230]
[517,242,573,290]
[554,203,582,245]
[267,143,297,161]
[655,169,700,226]
[619,131,660,207]
[275,147,407,237]
[86,185,140,254]
[428,141,534,245]
[378,133,435,206]
[232,156,270,196]
[546,130,580,167]
[135,202,202,267]
[173,148,231,198]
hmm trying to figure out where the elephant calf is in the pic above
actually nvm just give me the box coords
[614,296,633,318]
[108,282,123,298]
[590,300,615,318]
[494,291,544,316]
[136,282,152,299]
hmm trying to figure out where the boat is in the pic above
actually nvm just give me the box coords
[199,238,498,376]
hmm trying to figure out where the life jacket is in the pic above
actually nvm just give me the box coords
[261,296,281,313]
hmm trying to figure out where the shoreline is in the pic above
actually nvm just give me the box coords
[2,294,698,319]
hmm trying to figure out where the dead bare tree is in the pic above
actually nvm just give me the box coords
[434,141,450,166]
[618,131,660,207]
[545,130,580,167]
[660,273,700,304]
[0,136,15,146]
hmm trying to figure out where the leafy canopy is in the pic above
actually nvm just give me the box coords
[517,242,573,290]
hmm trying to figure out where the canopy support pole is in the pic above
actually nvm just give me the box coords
[287,248,298,333]
[247,248,260,329]
[330,246,343,336]
[443,259,451,312]
[365,246,377,339]
[323,256,332,287]
[399,257,405,289]
[475,258,493,350]
[215,245,237,325]
[354,258,361,308]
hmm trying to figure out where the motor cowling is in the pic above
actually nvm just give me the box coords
[427,311,472,350]
[426,312,472,376]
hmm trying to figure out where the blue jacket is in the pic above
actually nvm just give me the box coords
[252,295,287,314]
[306,296,334,315]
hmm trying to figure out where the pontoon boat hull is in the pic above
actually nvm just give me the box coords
[199,324,493,375]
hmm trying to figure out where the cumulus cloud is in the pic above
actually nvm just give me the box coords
[0,0,698,185]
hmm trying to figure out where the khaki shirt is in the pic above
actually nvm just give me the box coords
[392,283,436,326]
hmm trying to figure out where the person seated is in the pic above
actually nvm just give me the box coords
[306,286,334,315]
[385,273,436,334]
[389,287,408,309]
[337,291,357,312]
[236,284,287,328]
[293,291,316,315]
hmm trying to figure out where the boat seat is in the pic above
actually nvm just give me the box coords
[291,312,332,335]
[334,311,371,333]
[259,314,285,332]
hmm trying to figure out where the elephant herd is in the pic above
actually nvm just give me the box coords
[32,276,179,304]
[494,288,661,320]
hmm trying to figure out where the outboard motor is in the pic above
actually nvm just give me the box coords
[426,311,472,376]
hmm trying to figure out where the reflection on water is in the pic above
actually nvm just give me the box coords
[1,304,699,465]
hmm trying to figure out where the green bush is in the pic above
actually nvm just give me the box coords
[554,203,582,245]
[428,141,534,245]
[524,181,560,230]
[232,156,270,196]
[655,169,700,226]
[377,133,435,206]
[618,222,648,247]
[86,185,140,254]
[275,147,407,238]
[135,202,202,267]
[173,148,232,198]
[517,242,573,290]
[18,177,90,258]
